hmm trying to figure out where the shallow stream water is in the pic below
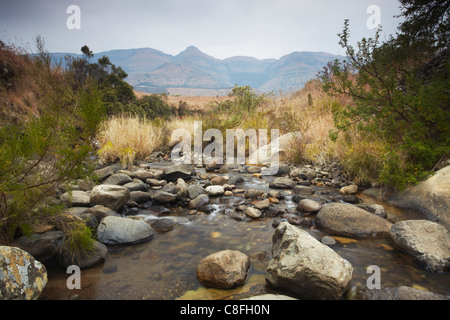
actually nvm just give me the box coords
[40,171,450,300]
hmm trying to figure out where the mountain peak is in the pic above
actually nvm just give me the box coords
[179,45,204,56]
[174,45,217,63]
[185,45,201,52]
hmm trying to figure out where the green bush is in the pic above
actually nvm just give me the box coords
[0,39,105,258]
[319,6,450,190]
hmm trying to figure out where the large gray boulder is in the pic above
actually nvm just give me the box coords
[102,173,133,186]
[0,246,48,300]
[163,163,195,181]
[265,222,353,300]
[90,185,130,211]
[151,191,177,203]
[196,250,251,289]
[97,216,154,245]
[269,177,296,189]
[188,194,210,209]
[186,185,205,200]
[130,191,152,203]
[12,231,64,265]
[123,178,148,192]
[316,203,392,238]
[388,166,450,229]
[390,220,450,272]
[92,163,122,181]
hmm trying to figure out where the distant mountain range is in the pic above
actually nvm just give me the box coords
[49,46,344,96]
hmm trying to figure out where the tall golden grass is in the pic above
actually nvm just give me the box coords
[97,116,166,167]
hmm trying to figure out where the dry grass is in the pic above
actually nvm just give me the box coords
[259,80,342,166]
[97,115,166,167]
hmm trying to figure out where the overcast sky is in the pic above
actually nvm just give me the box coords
[0,0,403,60]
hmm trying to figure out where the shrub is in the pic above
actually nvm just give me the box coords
[0,81,104,241]
[319,14,450,190]
[0,38,105,259]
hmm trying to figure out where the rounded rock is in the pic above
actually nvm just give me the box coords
[196,250,251,289]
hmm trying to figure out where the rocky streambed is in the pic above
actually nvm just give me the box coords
[3,159,450,300]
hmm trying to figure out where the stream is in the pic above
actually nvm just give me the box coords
[39,168,450,300]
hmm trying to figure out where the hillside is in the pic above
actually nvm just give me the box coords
[50,46,343,95]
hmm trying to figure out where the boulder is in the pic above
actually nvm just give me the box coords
[210,175,227,185]
[67,210,99,230]
[12,231,64,266]
[163,163,195,181]
[315,203,392,238]
[387,166,450,229]
[339,184,358,195]
[186,185,205,200]
[306,169,317,181]
[60,190,90,207]
[92,163,121,182]
[146,178,167,187]
[390,220,450,271]
[265,205,287,218]
[102,173,133,186]
[196,250,251,289]
[76,179,96,191]
[174,184,187,201]
[123,179,148,192]
[228,175,245,186]
[151,191,177,204]
[130,191,152,203]
[90,185,130,211]
[254,198,270,210]
[188,194,210,209]
[97,216,154,245]
[58,241,108,270]
[293,185,315,195]
[134,169,157,181]
[205,185,225,196]
[244,189,264,198]
[289,168,304,178]
[269,177,296,189]
[0,246,47,300]
[245,207,262,219]
[297,199,322,213]
[265,222,353,300]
